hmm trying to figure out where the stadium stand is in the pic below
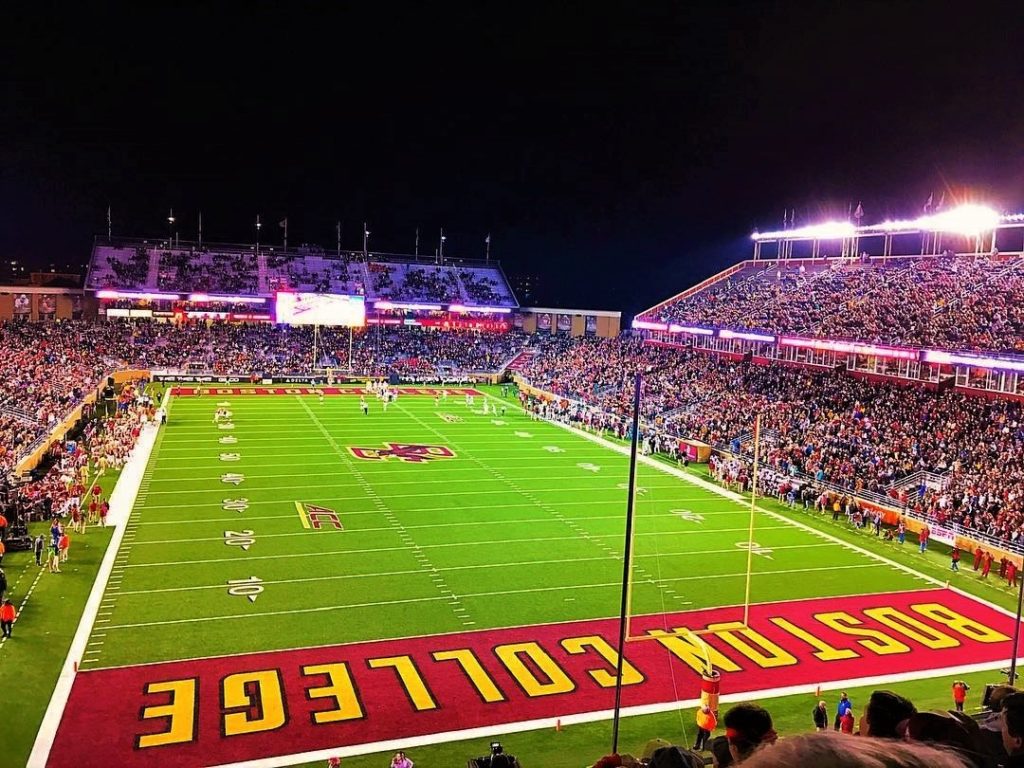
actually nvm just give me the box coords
[264,251,364,296]
[637,252,1024,353]
[87,241,519,308]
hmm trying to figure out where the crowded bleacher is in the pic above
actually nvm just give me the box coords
[88,242,519,308]
[639,252,1024,353]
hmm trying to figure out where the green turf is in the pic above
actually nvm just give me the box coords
[0,486,115,766]
[9,384,1023,767]
[87,388,926,669]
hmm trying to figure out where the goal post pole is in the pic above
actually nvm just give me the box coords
[742,413,761,628]
[612,371,643,755]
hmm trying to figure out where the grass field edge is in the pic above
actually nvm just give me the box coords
[27,394,168,768]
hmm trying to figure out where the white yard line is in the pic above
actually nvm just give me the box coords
[140,483,703,497]
[108,531,821,570]
[143,470,637,484]
[112,546,853,598]
[129,521,802,546]
[129,499,753,522]
[99,562,886,632]
[294,396,473,626]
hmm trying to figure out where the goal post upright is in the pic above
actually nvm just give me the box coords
[620,403,760,645]
[742,413,761,627]
[611,371,643,755]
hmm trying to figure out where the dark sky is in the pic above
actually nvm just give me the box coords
[3,2,1023,317]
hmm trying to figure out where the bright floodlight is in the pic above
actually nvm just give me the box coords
[752,220,856,241]
[921,204,1000,235]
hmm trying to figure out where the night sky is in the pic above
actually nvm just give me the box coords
[3,2,1022,317]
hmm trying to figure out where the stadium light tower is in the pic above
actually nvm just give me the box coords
[439,228,446,264]
[363,222,370,258]
[255,214,262,255]
[167,208,175,247]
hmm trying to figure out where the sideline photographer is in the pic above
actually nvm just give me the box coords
[468,742,521,768]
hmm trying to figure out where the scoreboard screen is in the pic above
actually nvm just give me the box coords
[275,293,366,327]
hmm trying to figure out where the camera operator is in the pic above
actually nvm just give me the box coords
[469,742,521,768]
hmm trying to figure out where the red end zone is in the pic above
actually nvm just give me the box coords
[47,589,1018,767]
[169,386,484,396]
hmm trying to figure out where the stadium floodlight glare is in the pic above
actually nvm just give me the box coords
[919,204,1000,235]
[752,220,856,241]
[631,319,669,331]
[718,328,776,343]
[96,290,180,301]
[447,304,513,314]
[373,301,444,311]
[668,324,715,336]
[188,293,267,304]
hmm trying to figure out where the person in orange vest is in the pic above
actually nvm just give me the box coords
[694,704,718,751]
[59,532,70,563]
[974,547,985,571]
[982,551,993,579]
[952,680,970,713]
[0,511,7,542]
[1009,560,1019,590]
[0,599,16,638]
[0,538,5,566]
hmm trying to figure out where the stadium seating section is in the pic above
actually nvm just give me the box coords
[87,244,519,307]
[639,253,1024,353]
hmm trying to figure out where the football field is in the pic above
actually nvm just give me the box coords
[38,385,1024,767]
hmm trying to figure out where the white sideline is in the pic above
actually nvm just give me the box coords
[27,390,168,768]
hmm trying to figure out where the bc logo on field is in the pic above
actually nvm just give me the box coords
[349,442,457,463]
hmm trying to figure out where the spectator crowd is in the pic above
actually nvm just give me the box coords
[88,245,519,307]
[588,683,1024,767]
[639,252,1024,353]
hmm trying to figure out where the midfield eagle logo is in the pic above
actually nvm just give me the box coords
[348,442,457,463]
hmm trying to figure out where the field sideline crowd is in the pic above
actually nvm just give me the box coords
[639,254,1024,353]
[585,683,1024,767]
